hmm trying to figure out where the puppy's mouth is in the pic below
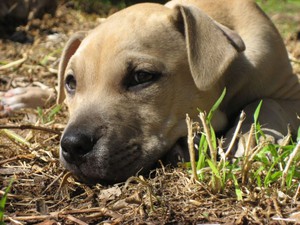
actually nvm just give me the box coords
[60,143,151,184]
[60,135,194,184]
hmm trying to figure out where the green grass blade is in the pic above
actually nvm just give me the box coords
[264,158,281,187]
[206,159,223,192]
[39,48,62,66]
[253,100,262,123]
[253,166,265,187]
[47,105,62,122]
[206,159,221,180]
[1,129,31,147]
[37,107,45,124]
[197,135,208,171]
[210,124,217,149]
[253,100,265,143]
[286,165,296,187]
[232,174,243,201]
[0,179,13,224]
[255,148,271,165]
[207,88,226,122]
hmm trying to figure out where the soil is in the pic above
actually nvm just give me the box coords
[1,2,300,225]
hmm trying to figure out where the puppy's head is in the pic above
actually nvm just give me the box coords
[57,3,244,184]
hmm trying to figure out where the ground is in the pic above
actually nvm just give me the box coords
[0,1,300,224]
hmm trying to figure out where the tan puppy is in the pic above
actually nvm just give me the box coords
[3,0,300,183]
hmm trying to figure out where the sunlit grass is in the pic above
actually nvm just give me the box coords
[257,0,300,37]
[186,89,300,199]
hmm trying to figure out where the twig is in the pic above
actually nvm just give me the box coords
[277,128,291,171]
[272,217,296,222]
[241,124,255,185]
[55,171,72,199]
[199,112,223,193]
[281,141,300,188]
[272,195,283,219]
[199,112,216,163]
[0,124,62,135]
[0,190,27,200]
[42,172,64,194]
[63,215,88,225]
[225,111,246,158]
[293,182,300,203]
[289,53,300,64]
[0,154,34,166]
[7,217,23,225]
[290,57,300,64]
[124,176,156,212]
[186,114,198,181]
[6,214,57,222]
[6,207,121,222]
[61,207,121,218]
[139,176,155,212]
[0,56,27,71]
[1,129,31,147]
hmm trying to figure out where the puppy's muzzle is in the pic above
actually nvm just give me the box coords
[59,120,146,184]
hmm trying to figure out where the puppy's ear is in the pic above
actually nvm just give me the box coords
[57,31,87,104]
[173,5,245,90]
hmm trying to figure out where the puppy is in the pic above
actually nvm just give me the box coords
[2,0,300,184]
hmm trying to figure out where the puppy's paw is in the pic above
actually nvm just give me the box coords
[224,127,285,158]
[0,87,55,117]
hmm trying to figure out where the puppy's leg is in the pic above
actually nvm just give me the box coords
[225,99,300,157]
[0,87,55,116]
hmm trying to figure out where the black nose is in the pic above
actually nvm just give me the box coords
[61,131,97,163]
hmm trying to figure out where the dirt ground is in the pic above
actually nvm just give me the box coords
[1,1,300,224]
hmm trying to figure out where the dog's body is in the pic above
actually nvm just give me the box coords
[1,0,300,183]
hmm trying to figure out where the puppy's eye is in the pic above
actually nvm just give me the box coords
[127,71,160,88]
[65,74,76,94]
[134,71,154,84]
